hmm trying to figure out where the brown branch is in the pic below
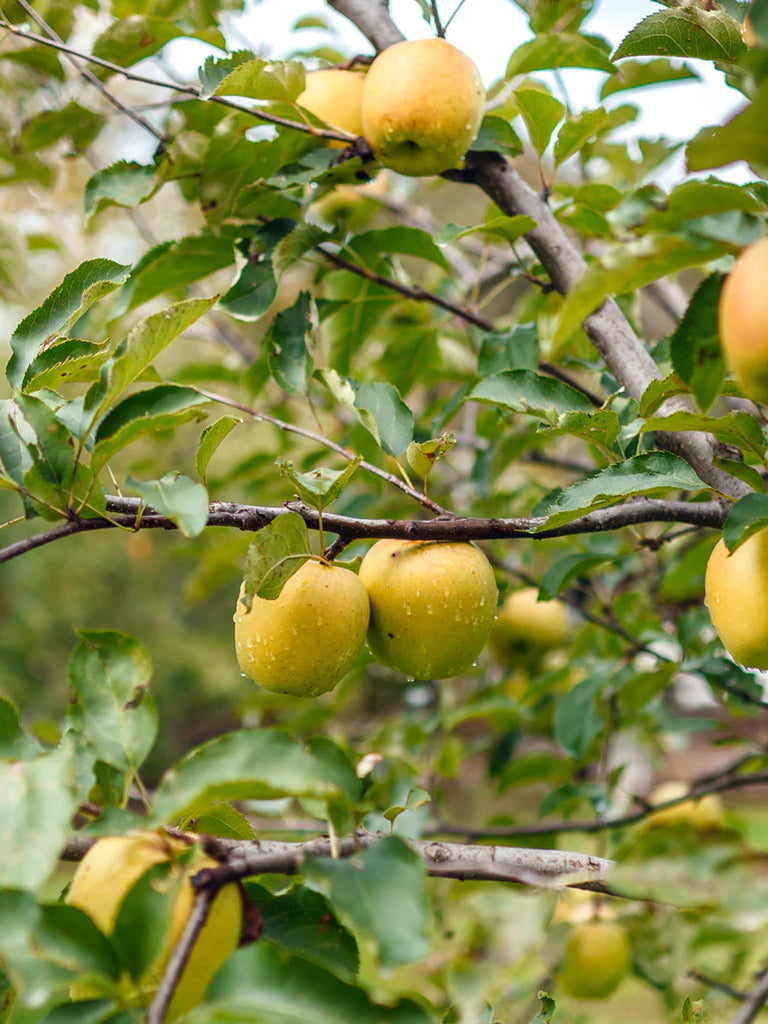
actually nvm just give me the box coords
[0,496,726,566]
[0,21,357,144]
[731,969,768,1024]
[431,764,768,841]
[316,247,604,408]
[194,388,446,515]
[326,0,406,51]
[146,885,218,1024]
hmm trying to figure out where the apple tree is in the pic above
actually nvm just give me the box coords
[3,0,768,1021]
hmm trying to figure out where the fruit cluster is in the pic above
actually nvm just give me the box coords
[234,539,498,696]
[297,39,485,177]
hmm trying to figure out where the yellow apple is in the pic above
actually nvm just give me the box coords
[361,38,485,176]
[645,781,724,831]
[234,559,370,696]
[488,587,569,666]
[719,236,768,403]
[743,11,758,47]
[560,921,631,1000]
[66,830,242,1020]
[296,68,366,148]
[704,530,768,668]
[358,539,497,679]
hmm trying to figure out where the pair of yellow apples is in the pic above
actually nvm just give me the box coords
[234,539,498,696]
[296,38,485,176]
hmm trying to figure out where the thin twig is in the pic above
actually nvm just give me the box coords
[10,1,164,142]
[730,968,768,1024]
[431,764,768,840]
[194,387,447,515]
[0,21,357,144]
[688,970,746,1002]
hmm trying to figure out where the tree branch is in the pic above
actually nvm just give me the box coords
[327,0,405,50]
[730,969,768,1024]
[0,496,726,566]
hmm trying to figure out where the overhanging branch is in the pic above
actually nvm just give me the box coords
[0,496,725,566]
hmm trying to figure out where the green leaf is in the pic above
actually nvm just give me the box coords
[67,630,157,774]
[670,273,726,411]
[91,14,188,68]
[241,512,311,604]
[151,730,345,824]
[349,381,414,457]
[600,57,698,99]
[530,993,557,1024]
[112,862,178,982]
[198,51,257,98]
[553,677,605,758]
[722,494,768,551]
[497,753,568,793]
[406,435,455,481]
[22,339,109,393]
[477,325,538,375]
[554,234,732,345]
[195,415,242,484]
[206,57,305,101]
[470,115,524,157]
[513,88,564,155]
[554,107,609,167]
[348,227,450,272]
[246,882,359,980]
[613,8,745,61]
[306,836,430,968]
[637,372,689,418]
[643,410,766,460]
[84,296,217,425]
[0,43,64,80]
[91,385,209,473]
[205,939,432,1024]
[538,453,707,531]
[0,740,78,891]
[470,370,595,419]
[267,292,313,395]
[0,697,39,760]
[13,392,75,494]
[114,235,235,314]
[0,399,30,487]
[192,803,257,840]
[84,162,157,218]
[278,459,362,514]
[7,259,130,389]
[687,81,768,175]
[126,472,209,538]
[437,216,535,246]
[539,553,612,600]
[33,903,120,985]
[19,102,104,153]
[506,33,615,77]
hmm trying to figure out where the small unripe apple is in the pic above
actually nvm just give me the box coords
[358,539,497,679]
[361,38,485,176]
[66,830,242,1020]
[560,921,631,1000]
[488,587,569,666]
[645,781,724,831]
[234,560,370,697]
[704,530,768,668]
[719,236,768,404]
[296,68,366,148]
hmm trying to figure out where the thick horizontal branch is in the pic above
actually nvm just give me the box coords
[0,496,725,566]
[63,828,613,891]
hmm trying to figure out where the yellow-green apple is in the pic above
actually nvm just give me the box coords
[234,559,370,696]
[488,587,569,666]
[358,539,497,678]
[645,781,724,830]
[296,68,366,147]
[705,529,768,668]
[361,38,485,176]
[560,921,631,999]
[66,830,242,1020]
[719,236,768,403]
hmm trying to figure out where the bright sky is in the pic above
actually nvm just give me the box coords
[212,0,748,184]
